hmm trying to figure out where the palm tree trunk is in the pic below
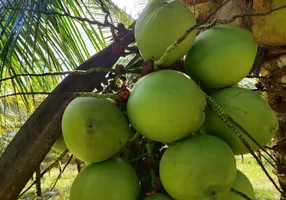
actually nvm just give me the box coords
[259,51,286,199]
[35,165,41,197]
[0,32,135,200]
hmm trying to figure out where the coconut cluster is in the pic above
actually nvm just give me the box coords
[58,0,278,199]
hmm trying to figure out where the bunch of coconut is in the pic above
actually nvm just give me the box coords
[58,0,279,199]
[182,0,286,46]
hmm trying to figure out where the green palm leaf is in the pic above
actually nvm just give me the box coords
[0,0,133,133]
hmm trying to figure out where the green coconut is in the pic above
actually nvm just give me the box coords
[70,157,141,200]
[226,169,255,200]
[189,1,218,22]
[144,193,173,200]
[252,0,286,46]
[135,0,197,67]
[51,134,67,153]
[204,84,240,95]
[61,97,130,163]
[184,26,258,89]
[200,87,278,155]
[159,134,237,200]
[127,70,206,143]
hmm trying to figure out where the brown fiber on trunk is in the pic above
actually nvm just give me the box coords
[35,165,41,197]
[0,32,135,200]
[259,52,286,199]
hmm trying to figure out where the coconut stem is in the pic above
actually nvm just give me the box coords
[129,152,148,163]
[77,92,121,101]
[146,140,157,189]
[206,95,284,195]
[199,4,286,30]
[230,188,252,200]
[129,132,141,143]
[0,68,142,84]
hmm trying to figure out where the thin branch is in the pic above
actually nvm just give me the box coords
[154,0,231,67]
[189,0,210,5]
[230,188,252,200]
[1,92,53,99]
[0,91,121,100]
[17,149,69,199]
[146,140,157,189]
[97,0,117,39]
[245,75,269,79]
[259,151,276,168]
[97,0,110,24]
[200,4,286,29]
[0,68,113,82]
[50,154,73,191]
[252,89,284,92]
[129,152,148,163]
[0,67,141,83]
[2,6,117,30]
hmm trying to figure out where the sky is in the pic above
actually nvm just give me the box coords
[112,0,148,19]
[80,0,148,55]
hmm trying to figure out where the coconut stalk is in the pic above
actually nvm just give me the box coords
[35,166,41,197]
[181,0,286,198]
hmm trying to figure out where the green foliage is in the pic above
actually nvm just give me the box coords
[0,0,132,135]
[0,131,16,155]
[236,154,280,200]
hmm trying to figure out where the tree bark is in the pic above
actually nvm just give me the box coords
[259,52,286,199]
[35,165,41,197]
[75,158,82,173]
[0,32,135,200]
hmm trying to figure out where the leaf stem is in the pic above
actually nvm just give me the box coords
[146,139,156,189]
[230,188,252,200]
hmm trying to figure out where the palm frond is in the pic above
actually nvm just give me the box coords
[0,0,133,133]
